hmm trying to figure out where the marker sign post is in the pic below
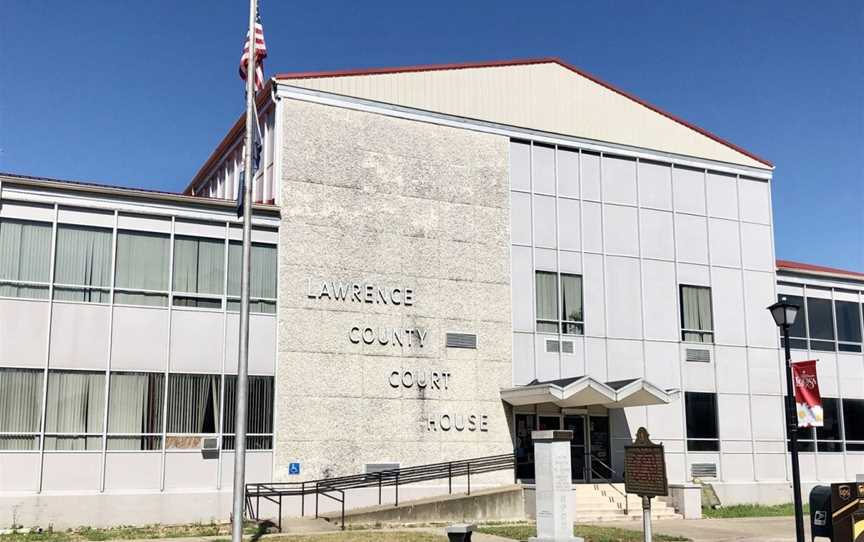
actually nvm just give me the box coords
[624,428,668,542]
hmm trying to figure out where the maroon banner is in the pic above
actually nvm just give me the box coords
[792,360,823,428]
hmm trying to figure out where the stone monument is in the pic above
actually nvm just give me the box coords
[530,430,582,542]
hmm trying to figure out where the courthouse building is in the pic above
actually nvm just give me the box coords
[0,58,862,525]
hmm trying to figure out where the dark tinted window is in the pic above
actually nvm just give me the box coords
[781,295,808,339]
[843,399,864,442]
[685,392,719,451]
[816,398,842,451]
[807,297,834,341]
[836,301,862,343]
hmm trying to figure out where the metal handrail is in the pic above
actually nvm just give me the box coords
[588,454,628,514]
[245,452,515,530]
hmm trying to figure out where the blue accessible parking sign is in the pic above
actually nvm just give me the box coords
[288,462,300,475]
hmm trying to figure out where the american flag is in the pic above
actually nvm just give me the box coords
[239,8,267,92]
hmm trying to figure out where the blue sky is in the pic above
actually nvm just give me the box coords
[1,1,861,270]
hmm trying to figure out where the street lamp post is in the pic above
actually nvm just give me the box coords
[767,298,805,542]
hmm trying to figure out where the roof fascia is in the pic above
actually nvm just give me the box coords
[275,83,773,179]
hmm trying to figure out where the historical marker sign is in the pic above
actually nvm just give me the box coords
[624,427,668,498]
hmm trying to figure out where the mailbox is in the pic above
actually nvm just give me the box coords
[810,485,833,541]
[830,482,864,542]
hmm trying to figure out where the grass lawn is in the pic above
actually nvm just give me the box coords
[0,523,250,542]
[0,527,446,542]
[702,503,807,518]
[477,523,689,542]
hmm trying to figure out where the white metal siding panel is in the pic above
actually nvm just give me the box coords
[289,63,768,169]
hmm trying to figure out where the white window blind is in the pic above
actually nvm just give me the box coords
[0,219,52,299]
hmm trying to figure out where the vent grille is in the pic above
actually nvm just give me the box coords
[365,463,399,474]
[686,348,711,363]
[546,339,575,354]
[691,463,718,478]
[446,333,477,349]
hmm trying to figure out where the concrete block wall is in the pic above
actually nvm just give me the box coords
[274,99,514,482]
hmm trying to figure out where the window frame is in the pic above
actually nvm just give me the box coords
[815,397,843,453]
[43,369,107,452]
[0,218,54,301]
[679,285,715,344]
[0,368,45,451]
[778,289,864,354]
[221,375,275,451]
[684,391,720,452]
[171,234,226,310]
[226,241,278,314]
[106,371,165,452]
[534,270,584,336]
[52,223,114,305]
[843,398,864,452]
[113,229,171,308]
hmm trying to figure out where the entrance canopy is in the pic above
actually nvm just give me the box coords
[500,376,678,409]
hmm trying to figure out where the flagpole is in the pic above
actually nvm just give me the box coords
[231,0,257,539]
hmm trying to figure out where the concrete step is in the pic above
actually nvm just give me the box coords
[569,483,683,523]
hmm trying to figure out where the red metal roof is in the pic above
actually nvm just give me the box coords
[777,259,864,280]
[275,57,773,168]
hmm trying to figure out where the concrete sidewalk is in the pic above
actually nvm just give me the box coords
[602,516,811,542]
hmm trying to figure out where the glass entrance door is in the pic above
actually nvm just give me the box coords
[589,416,612,480]
[513,413,608,483]
[537,416,561,431]
[514,414,536,480]
[563,415,587,481]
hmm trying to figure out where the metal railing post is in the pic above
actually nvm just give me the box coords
[448,462,452,494]
[235,453,516,527]
[341,491,345,531]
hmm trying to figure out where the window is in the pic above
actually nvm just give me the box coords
[222,375,274,450]
[779,294,808,350]
[227,242,277,314]
[680,286,713,343]
[561,274,583,334]
[843,399,864,451]
[777,291,864,352]
[0,219,52,299]
[535,271,558,332]
[44,370,105,450]
[53,225,112,303]
[835,300,862,353]
[685,392,719,451]
[173,236,224,309]
[0,368,44,450]
[816,398,843,452]
[107,372,164,450]
[535,271,583,335]
[807,296,835,352]
[114,230,170,306]
[165,374,221,448]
